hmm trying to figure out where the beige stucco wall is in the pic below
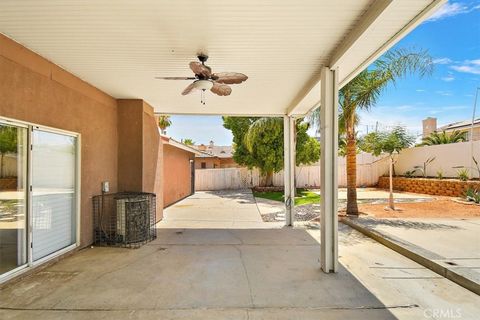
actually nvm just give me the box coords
[195,157,220,169]
[163,144,194,207]
[395,141,480,178]
[0,34,164,246]
[0,33,118,247]
[195,157,240,169]
[117,99,164,221]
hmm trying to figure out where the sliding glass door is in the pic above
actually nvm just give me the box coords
[31,129,77,261]
[0,119,79,280]
[0,123,28,275]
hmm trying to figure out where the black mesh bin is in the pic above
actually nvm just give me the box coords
[93,192,157,248]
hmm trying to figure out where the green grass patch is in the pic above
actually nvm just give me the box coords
[253,189,320,206]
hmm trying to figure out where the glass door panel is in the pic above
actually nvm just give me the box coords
[32,130,76,261]
[0,123,28,275]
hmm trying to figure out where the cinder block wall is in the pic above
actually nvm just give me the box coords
[378,176,480,197]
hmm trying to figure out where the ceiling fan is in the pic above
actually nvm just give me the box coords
[155,54,248,104]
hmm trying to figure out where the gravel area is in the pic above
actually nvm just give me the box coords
[260,203,320,222]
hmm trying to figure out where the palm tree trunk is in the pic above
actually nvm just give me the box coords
[346,123,359,215]
[265,171,273,187]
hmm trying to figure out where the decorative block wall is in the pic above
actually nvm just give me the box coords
[378,176,480,197]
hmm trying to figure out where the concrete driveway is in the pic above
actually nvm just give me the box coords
[1,190,479,319]
[159,190,276,229]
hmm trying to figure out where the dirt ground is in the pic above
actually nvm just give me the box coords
[356,198,480,218]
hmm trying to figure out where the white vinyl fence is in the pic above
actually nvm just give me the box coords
[0,153,19,177]
[195,153,388,191]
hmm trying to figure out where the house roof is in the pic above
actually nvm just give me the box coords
[0,0,444,116]
[161,135,201,155]
[439,118,480,131]
[195,145,233,159]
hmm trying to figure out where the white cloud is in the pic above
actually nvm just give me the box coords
[433,57,453,64]
[441,74,455,82]
[426,2,475,22]
[416,89,426,92]
[395,105,415,111]
[429,105,469,115]
[435,90,453,96]
[451,59,480,75]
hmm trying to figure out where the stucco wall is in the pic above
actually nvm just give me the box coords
[0,34,118,247]
[395,141,480,178]
[163,144,194,207]
[195,157,220,169]
[219,158,239,168]
[117,99,163,221]
[142,105,163,221]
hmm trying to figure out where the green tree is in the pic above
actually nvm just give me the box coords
[360,126,415,157]
[182,138,195,145]
[157,115,172,135]
[0,126,18,178]
[361,126,414,174]
[419,130,467,146]
[309,47,433,215]
[223,117,320,186]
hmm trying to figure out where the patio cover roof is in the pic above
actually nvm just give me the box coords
[0,0,444,116]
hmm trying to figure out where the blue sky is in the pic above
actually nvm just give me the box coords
[167,0,480,145]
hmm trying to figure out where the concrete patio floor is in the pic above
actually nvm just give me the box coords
[0,190,479,319]
[345,217,480,292]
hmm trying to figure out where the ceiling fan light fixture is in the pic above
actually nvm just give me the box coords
[193,80,213,91]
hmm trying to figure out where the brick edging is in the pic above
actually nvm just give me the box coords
[378,176,480,197]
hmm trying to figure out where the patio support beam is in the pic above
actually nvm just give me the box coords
[283,115,296,226]
[329,0,393,69]
[320,67,339,273]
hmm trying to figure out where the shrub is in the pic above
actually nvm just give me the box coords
[404,170,416,178]
[464,188,480,204]
[413,156,435,177]
[436,169,444,180]
[457,168,469,181]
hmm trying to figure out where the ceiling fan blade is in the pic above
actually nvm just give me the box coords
[211,82,232,96]
[181,82,197,95]
[155,76,196,80]
[211,72,248,84]
[189,61,212,78]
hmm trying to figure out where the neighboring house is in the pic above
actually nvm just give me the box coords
[194,140,239,169]
[161,135,199,207]
[423,117,480,141]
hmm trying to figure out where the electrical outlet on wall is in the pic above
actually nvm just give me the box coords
[101,181,110,193]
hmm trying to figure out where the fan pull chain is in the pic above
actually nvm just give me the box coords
[201,89,206,105]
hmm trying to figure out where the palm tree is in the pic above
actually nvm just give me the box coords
[309,48,433,215]
[419,130,467,146]
[182,138,195,145]
[157,115,172,134]
[244,117,284,186]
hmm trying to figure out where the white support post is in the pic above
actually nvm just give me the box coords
[320,67,339,273]
[283,116,295,226]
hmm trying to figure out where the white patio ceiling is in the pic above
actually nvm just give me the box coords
[0,0,444,116]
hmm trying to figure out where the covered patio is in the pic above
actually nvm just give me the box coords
[4,0,478,317]
[1,190,479,319]
[0,0,445,274]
